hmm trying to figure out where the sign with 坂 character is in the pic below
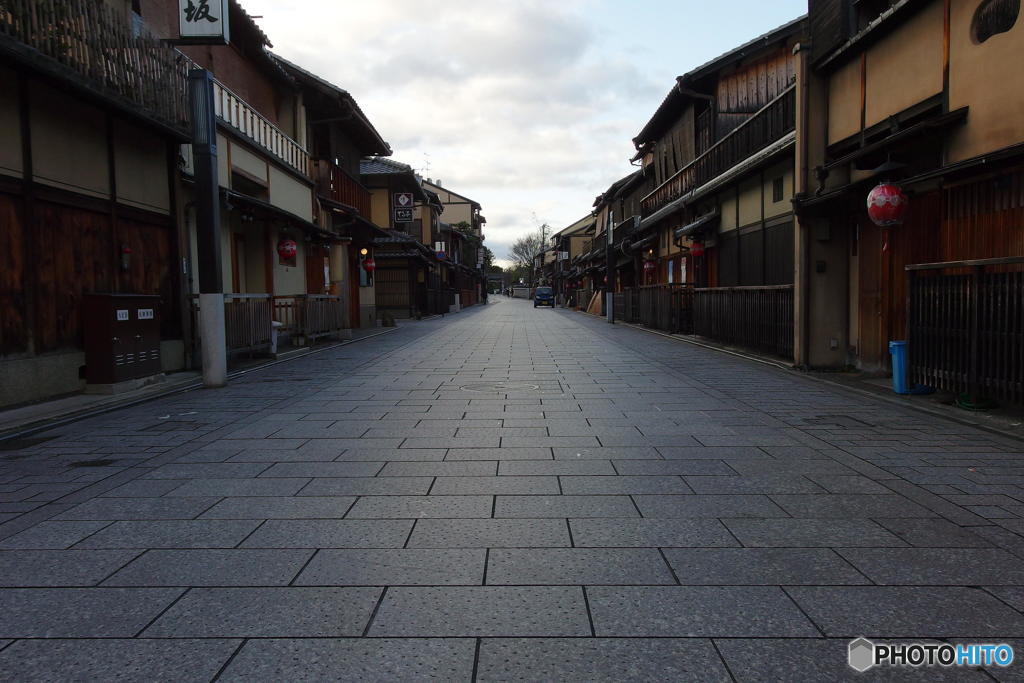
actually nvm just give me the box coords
[178,0,230,44]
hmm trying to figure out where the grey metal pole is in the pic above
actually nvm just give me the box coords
[605,208,615,323]
[189,69,227,387]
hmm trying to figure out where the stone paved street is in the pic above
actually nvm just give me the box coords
[2,298,1024,680]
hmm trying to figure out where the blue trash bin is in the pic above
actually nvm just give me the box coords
[889,340,909,394]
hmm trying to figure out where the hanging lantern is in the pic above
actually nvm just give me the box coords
[866,182,908,227]
[277,239,298,260]
[643,260,657,273]
[690,242,705,257]
[362,257,376,272]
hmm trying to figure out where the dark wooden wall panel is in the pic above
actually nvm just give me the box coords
[116,215,179,338]
[0,192,27,354]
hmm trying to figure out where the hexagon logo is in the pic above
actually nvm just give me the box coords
[848,638,875,672]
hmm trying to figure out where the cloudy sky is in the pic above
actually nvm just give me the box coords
[242,0,806,265]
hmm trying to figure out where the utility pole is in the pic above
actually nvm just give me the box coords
[189,69,227,387]
[605,208,615,323]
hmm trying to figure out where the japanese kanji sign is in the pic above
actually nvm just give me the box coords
[179,0,230,43]
[393,193,414,208]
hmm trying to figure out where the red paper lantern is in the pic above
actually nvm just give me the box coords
[362,258,376,272]
[866,182,908,227]
[690,242,705,257]
[277,239,298,260]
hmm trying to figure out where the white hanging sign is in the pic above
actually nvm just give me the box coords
[179,0,230,44]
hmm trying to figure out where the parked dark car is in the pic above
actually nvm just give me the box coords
[534,286,554,307]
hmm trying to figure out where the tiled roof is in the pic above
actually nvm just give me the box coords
[360,157,415,175]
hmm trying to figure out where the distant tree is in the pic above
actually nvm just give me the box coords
[509,226,548,286]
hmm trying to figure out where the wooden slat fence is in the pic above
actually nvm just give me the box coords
[907,257,1024,406]
[693,285,794,358]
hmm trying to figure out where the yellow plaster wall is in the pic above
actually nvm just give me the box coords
[827,58,862,144]
[864,0,944,129]
[719,190,737,231]
[114,120,169,214]
[763,161,794,219]
[0,67,22,177]
[737,177,762,227]
[230,143,268,183]
[369,188,389,227]
[30,82,108,199]
[947,0,1024,162]
[268,166,313,222]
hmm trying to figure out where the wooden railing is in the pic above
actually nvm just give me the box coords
[693,285,794,359]
[617,284,694,333]
[907,257,1024,406]
[192,293,344,356]
[212,79,310,177]
[273,295,344,341]
[642,85,796,216]
[314,160,371,216]
[0,0,189,130]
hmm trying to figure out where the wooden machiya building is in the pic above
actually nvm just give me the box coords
[795,0,1024,406]
[360,158,449,319]
[624,17,805,356]
[0,0,190,408]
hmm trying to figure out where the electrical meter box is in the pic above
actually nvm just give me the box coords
[83,294,162,386]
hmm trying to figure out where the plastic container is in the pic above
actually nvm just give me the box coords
[889,340,909,394]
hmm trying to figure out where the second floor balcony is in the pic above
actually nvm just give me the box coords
[642,84,796,217]
[0,0,188,133]
[212,78,310,178]
[314,160,371,217]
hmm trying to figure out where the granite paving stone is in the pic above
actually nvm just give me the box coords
[770,494,938,518]
[378,461,497,477]
[634,494,790,518]
[836,548,1024,585]
[141,463,271,479]
[295,548,486,585]
[0,638,241,682]
[162,477,309,497]
[498,460,616,476]
[569,519,740,547]
[0,587,184,637]
[407,519,572,548]
[487,548,676,585]
[0,521,111,549]
[143,587,382,637]
[53,497,222,521]
[200,496,357,519]
[368,586,591,637]
[559,475,692,494]
[445,447,553,460]
[495,495,639,518]
[611,460,737,476]
[239,519,413,548]
[588,586,820,637]
[0,549,141,586]
[73,520,262,549]
[662,548,869,585]
[723,519,911,547]
[476,638,732,681]
[429,475,560,495]
[297,477,432,496]
[683,475,826,494]
[345,495,493,519]
[256,462,384,478]
[788,586,1024,637]
[103,548,313,586]
[219,638,475,681]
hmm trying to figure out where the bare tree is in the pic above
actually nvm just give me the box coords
[509,226,548,287]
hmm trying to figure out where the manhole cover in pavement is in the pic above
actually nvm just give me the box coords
[459,382,540,392]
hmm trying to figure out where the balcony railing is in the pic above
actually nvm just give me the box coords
[908,257,1024,406]
[0,0,188,130]
[212,78,310,177]
[642,85,796,216]
[314,160,371,216]
[693,285,794,359]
